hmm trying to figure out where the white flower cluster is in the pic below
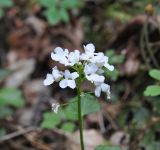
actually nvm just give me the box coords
[44,43,114,98]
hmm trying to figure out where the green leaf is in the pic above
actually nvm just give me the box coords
[105,50,124,64]
[0,128,6,137]
[95,145,121,150]
[0,106,13,119]
[117,108,130,127]
[67,93,100,118]
[0,88,24,108]
[0,8,4,18]
[105,50,114,57]
[60,106,78,121]
[149,69,160,81]
[0,0,13,7]
[105,69,120,81]
[144,85,160,96]
[44,8,61,25]
[63,0,81,9]
[41,112,61,129]
[0,69,10,80]
[133,107,150,126]
[140,130,155,146]
[61,122,75,132]
[110,55,124,64]
[38,0,57,8]
[59,8,69,23]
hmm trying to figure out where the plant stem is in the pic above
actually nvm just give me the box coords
[77,79,85,150]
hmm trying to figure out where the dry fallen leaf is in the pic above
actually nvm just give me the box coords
[5,59,35,87]
[66,129,105,150]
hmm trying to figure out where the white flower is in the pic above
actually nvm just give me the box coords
[52,103,60,113]
[81,43,95,60]
[86,74,105,83]
[43,73,54,86]
[94,82,110,98]
[91,52,107,65]
[44,43,114,98]
[43,66,62,86]
[104,62,114,71]
[83,43,95,54]
[68,50,80,66]
[51,47,69,65]
[91,52,114,71]
[52,66,63,81]
[84,63,105,83]
[59,70,79,89]
[84,63,98,75]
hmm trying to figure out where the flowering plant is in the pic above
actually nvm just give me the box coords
[43,43,114,150]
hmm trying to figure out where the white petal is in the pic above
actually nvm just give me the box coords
[84,43,95,53]
[64,70,71,78]
[52,67,62,80]
[80,53,89,60]
[59,79,68,88]
[104,63,114,71]
[95,86,101,97]
[84,63,98,75]
[43,74,54,86]
[71,72,79,79]
[64,49,69,55]
[51,52,58,61]
[101,83,110,92]
[68,50,80,66]
[67,80,76,89]
[86,74,105,83]
[60,58,69,65]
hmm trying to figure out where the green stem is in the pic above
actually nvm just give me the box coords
[77,79,85,150]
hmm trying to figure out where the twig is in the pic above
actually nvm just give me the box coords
[98,111,106,133]
[140,17,151,69]
[104,111,119,130]
[0,127,39,143]
[144,17,159,68]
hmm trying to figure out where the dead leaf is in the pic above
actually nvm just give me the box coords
[5,59,35,87]
[67,129,105,150]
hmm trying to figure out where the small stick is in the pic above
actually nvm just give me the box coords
[0,127,39,143]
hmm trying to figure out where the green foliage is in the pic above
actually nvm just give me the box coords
[0,0,14,18]
[0,69,10,81]
[144,69,160,96]
[37,0,82,25]
[0,0,13,7]
[61,122,75,132]
[0,106,13,119]
[41,93,100,130]
[149,69,160,81]
[133,107,150,126]
[105,3,131,22]
[0,128,6,137]
[139,125,160,150]
[95,145,121,150]
[144,85,160,96]
[0,88,24,108]
[0,87,24,137]
[41,112,61,129]
[105,50,124,81]
[60,106,78,121]
[106,50,124,64]
[67,93,100,117]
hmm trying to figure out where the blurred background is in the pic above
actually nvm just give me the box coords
[0,0,160,149]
